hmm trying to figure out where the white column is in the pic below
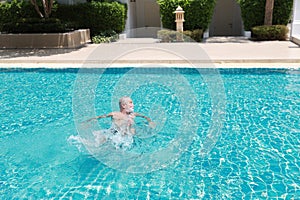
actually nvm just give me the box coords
[291,0,300,44]
[117,0,135,38]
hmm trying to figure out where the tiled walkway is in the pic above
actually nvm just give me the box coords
[0,37,300,68]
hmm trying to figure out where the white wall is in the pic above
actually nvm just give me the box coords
[120,0,161,38]
[291,0,300,44]
[122,0,136,37]
[56,0,86,5]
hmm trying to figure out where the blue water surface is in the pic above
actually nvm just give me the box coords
[0,68,299,199]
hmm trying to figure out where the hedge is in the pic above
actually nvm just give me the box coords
[0,0,126,36]
[157,0,216,31]
[54,1,127,36]
[157,29,203,42]
[2,18,66,33]
[157,0,292,32]
[237,0,293,31]
[251,25,288,41]
[0,0,37,31]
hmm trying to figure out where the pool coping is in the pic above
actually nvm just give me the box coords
[1,64,299,70]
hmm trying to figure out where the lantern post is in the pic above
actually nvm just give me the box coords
[174,6,185,32]
[174,6,185,41]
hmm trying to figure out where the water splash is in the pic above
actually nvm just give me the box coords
[68,126,135,153]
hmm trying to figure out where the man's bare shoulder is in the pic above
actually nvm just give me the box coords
[104,112,118,117]
[110,112,125,118]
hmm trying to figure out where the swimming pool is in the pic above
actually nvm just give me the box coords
[1,68,299,199]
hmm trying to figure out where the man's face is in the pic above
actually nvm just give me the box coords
[124,98,134,113]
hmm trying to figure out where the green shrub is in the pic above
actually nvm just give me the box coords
[182,29,203,42]
[3,18,66,33]
[184,0,216,31]
[251,25,288,41]
[157,30,178,42]
[0,0,126,36]
[156,0,181,30]
[92,30,118,43]
[237,0,293,31]
[157,0,215,31]
[190,29,203,42]
[54,1,126,36]
[0,0,35,31]
[92,35,118,43]
[157,29,203,42]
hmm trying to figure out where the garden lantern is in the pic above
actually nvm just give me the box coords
[174,6,185,32]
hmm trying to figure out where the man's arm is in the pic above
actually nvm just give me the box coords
[85,112,114,122]
[134,113,156,128]
[134,113,152,123]
[96,112,113,119]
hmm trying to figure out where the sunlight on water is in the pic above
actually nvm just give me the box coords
[0,68,299,199]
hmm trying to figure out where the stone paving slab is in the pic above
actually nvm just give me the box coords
[0,38,300,68]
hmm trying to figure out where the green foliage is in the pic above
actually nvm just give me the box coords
[189,29,203,42]
[157,29,176,42]
[157,29,188,42]
[157,0,215,31]
[251,25,288,41]
[3,18,65,33]
[90,1,126,35]
[0,0,36,31]
[54,1,126,36]
[92,35,118,43]
[237,0,293,30]
[272,0,293,25]
[92,30,118,43]
[182,29,203,42]
[156,0,183,30]
[236,0,264,30]
[0,0,126,36]
[157,29,203,42]
[184,0,216,31]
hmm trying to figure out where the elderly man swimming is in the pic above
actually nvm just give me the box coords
[91,96,155,136]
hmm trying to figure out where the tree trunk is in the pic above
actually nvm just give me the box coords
[30,0,44,18]
[31,0,54,18]
[264,0,274,25]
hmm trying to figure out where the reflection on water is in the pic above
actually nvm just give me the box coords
[0,68,299,199]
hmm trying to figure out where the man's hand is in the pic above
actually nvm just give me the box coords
[148,121,156,129]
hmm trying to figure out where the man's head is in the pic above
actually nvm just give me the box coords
[119,96,134,113]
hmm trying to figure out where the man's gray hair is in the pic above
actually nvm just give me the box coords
[119,96,131,108]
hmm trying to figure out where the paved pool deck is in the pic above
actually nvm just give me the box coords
[0,37,300,68]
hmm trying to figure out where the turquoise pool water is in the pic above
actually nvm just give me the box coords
[0,68,299,199]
